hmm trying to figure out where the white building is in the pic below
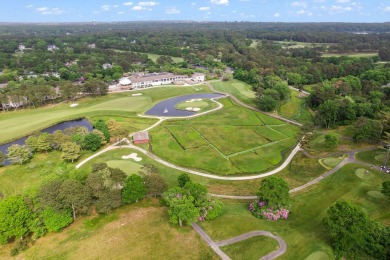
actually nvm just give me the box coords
[102,63,113,70]
[47,44,59,51]
[18,44,25,52]
[88,43,96,49]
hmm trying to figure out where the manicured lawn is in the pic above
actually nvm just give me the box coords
[0,86,209,144]
[211,80,257,107]
[150,98,300,175]
[199,163,390,259]
[106,160,143,175]
[279,91,313,125]
[220,235,279,260]
[175,99,217,112]
[141,52,184,63]
[2,199,216,260]
[356,148,388,166]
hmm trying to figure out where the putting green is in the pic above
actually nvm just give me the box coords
[106,160,143,175]
[304,251,329,260]
[175,100,210,111]
[367,191,386,198]
[374,154,386,161]
[321,157,343,168]
[355,168,373,179]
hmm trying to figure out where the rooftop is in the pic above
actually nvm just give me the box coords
[133,131,149,141]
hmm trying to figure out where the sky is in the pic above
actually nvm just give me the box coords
[0,0,389,23]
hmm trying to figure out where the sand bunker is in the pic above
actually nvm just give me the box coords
[70,103,79,107]
[367,191,385,198]
[132,93,142,96]
[185,107,201,112]
[185,98,203,103]
[355,168,373,179]
[122,153,142,162]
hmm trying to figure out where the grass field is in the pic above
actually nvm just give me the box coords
[0,199,217,260]
[211,80,257,107]
[356,148,388,166]
[150,98,300,175]
[220,235,279,260]
[111,49,184,63]
[199,163,390,259]
[322,52,378,58]
[0,86,209,144]
[175,99,217,112]
[279,91,313,125]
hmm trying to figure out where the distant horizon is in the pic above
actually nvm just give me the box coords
[0,0,389,23]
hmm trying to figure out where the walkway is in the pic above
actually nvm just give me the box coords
[192,224,287,260]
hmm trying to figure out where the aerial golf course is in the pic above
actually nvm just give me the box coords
[0,80,389,260]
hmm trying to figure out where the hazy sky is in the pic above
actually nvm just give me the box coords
[1,0,389,23]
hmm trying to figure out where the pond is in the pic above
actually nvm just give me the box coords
[0,119,93,166]
[145,93,225,117]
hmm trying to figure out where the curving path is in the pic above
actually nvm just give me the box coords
[192,224,286,260]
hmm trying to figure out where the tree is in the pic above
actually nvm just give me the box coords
[177,173,192,188]
[122,174,147,204]
[83,133,102,151]
[144,172,168,198]
[92,129,107,145]
[41,207,73,232]
[163,187,199,226]
[61,142,81,162]
[323,200,388,259]
[0,196,34,244]
[258,176,290,209]
[25,136,38,152]
[0,151,5,166]
[352,117,383,143]
[36,133,51,153]
[316,100,339,128]
[325,134,339,149]
[86,164,126,213]
[183,182,208,207]
[51,130,72,150]
[39,180,64,211]
[94,120,110,142]
[111,126,128,147]
[7,144,32,165]
[381,181,390,198]
[258,95,277,112]
[59,179,92,220]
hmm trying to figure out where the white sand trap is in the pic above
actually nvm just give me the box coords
[186,107,193,111]
[196,98,202,101]
[70,103,79,107]
[122,153,142,162]
[132,93,142,96]
[193,108,201,111]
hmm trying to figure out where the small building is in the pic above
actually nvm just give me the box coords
[88,43,96,49]
[102,63,113,70]
[18,44,25,52]
[192,73,205,82]
[133,131,149,144]
[47,44,59,51]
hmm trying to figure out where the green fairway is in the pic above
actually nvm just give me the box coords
[279,91,313,125]
[220,235,279,260]
[211,80,257,107]
[356,148,388,166]
[199,163,390,259]
[322,52,378,58]
[150,98,300,175]
[141,52,184,63]
[0,86,209,144]
[106,160,143,175]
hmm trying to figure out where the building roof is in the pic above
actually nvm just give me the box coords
[133,131,149,141]
[119,77,131,85]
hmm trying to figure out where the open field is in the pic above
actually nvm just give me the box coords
[356,148,388,166]
[199,163,390,259]
[279,90,313,125]
[0,199,216,260]
[0,86,209,144]
[322,52,378,58]
[110,49,184,63]
[150,98,300,175]
[211,80,257,107]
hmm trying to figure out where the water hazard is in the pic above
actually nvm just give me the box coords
[145,93,225,117]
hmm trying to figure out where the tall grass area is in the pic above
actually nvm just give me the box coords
[150,98,300,175]
[0,200,217,259]
[279,91,313,125]
[0,85,208,144]
[211,80,257,107]
[199,164,390,259]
